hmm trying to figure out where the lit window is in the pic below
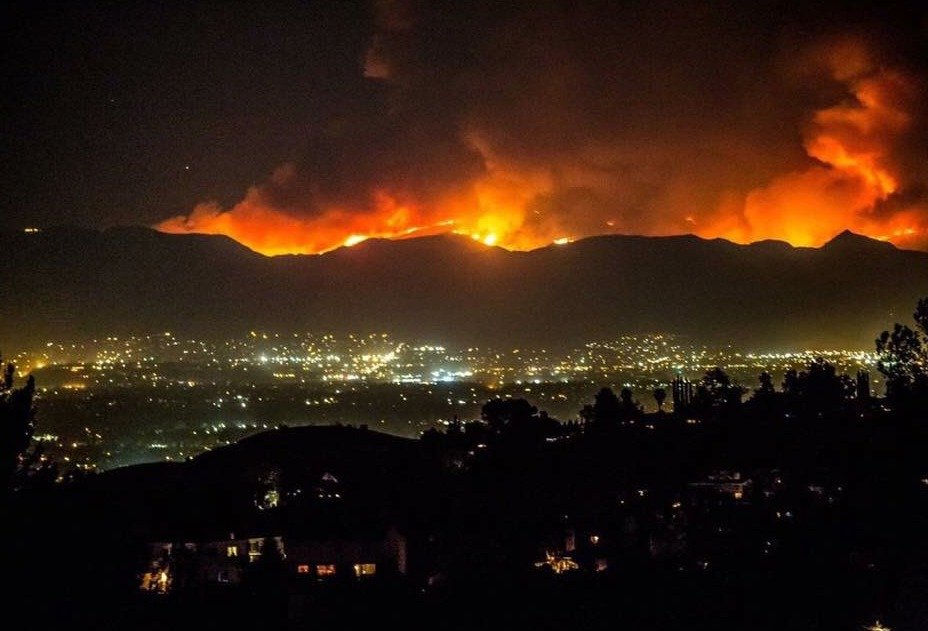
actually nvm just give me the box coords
[297,565,310,574]
[226,545,238,557]
[353,563,376,577]
[316,564,336,576]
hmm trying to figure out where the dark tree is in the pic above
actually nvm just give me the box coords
[783,368,800,399]
[482,398,537,432]
[876,298,928,410]
[653,387,667,413]
[579,403,595,425]
[591,387,621,425]
[748,370,783,418]
[757,371,775,395]
[1,356,37,494]
[619,387,642,420]
[242,536,288,623]
[692,367,744,418]
[783,358,855,418]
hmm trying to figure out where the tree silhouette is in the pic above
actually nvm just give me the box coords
[653,387,666,413]
[876,298,928,411]
[591,387,621,425]
[783,358,854,418]
[783,368,800,399]
[692,367,744,418]
[242,536,288,623]
[482,398,537,432]
[619,387,642,420]
[876,298,928,407]
[1,355,37,495]
[757,371,775,395]
[579,403,595,425]
[748,370,782,418]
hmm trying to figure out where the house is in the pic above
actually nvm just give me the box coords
[287,525,406,579]
[687,471,752,502]
[140,523,406,592]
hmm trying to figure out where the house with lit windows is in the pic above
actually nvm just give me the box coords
[288,525,407,580]
[136,426,418,593]
[140,523,406,592]
[687,471,753,502]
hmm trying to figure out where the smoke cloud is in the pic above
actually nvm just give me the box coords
[156,1,928,254]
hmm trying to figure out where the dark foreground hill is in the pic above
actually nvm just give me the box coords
[2,226,926,350]
[73,425,426,540]
[11,406,928,631]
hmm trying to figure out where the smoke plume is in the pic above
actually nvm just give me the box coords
[156,1,928,254]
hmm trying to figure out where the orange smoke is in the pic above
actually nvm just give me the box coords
[158,187,454,256]
[157,139,557,255]
[157,40,926,255]
[696,40,926,248]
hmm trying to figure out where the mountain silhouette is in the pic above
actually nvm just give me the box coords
[822,229,898,253]
[2,227,926,351]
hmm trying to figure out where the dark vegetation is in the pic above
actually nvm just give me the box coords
[3,299,928,629]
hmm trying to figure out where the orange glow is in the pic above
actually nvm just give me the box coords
[343,235,368,247]
[697,41,926,249]
[157,139,558,255]
[156,42,926,254]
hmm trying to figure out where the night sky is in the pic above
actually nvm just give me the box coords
[3,0,927,254]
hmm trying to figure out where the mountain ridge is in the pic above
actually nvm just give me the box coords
[2,227,925,352]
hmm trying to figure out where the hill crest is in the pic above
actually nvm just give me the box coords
[2,226,925,351]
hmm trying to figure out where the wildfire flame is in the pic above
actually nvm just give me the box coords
[697,40,926,249]
[156,40,926,255]
[156,138,559,255]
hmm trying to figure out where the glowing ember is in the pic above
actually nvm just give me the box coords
[344,235,368,247]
